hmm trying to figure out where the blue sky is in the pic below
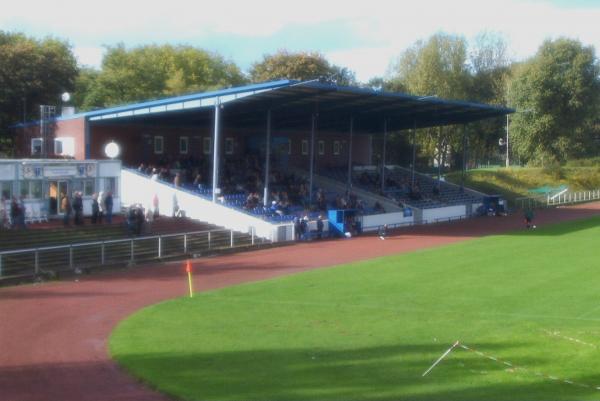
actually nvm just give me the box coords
[2,0,599,82]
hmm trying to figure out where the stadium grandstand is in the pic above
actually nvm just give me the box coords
[10,79,512,239]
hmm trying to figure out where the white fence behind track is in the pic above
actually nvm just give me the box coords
[547,189,600,207]
[0,228,269,281]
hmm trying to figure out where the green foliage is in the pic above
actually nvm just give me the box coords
[111,217,600,401]
[76,44,247,110]
[0,31,77,144]
[249,50,356,85]
[446,166,600,203]
[387,32,510,169]
[509,38,600,164]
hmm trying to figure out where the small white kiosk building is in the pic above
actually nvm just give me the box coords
[0,159,121,220]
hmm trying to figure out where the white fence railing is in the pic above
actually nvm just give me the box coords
[517,189,600,210]
[547,190,600,206]
[0,227,272,281]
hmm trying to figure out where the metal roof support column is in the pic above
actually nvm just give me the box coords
[347,117,354,190]
[380,119,387,194]
[461,124,467,190]
[212,98,221,203]
[84,118,91,159]
[263,109,272,207]
[309,113,316,205]
[411,120,417,187]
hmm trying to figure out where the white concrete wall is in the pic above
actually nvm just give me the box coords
[422,205,466,223]
[121,169,291,241]
[361,212,414,232]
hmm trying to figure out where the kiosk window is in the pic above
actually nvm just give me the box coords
[20,181,42,199]
[180,137,189,154]
[1,181,12,199]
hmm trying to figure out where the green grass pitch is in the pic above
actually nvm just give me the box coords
[110,216,600,401]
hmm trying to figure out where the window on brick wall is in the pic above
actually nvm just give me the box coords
[203,137,212,154]
[154,136,164,154]
[301,140,308,155]
[333,140,340,155]
[31,138,43,156]
[225,138,234,155]
[318,140,325,155]
[180,136,189,154]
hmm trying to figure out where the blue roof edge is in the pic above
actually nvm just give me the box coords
[11,78,513,128]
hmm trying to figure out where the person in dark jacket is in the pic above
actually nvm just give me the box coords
[104,191,113,224]
[316,215,324,240]
[91,193,99,224]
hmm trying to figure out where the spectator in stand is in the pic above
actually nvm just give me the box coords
[105,191,114,224]
[173,172,181,188]
[91,193,99,224]
[150,168,159,181]
[193,173,203,190]
[374,201,385,213]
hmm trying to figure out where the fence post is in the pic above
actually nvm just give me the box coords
[101,241,105,265]
[251,227,255,245]
[0,254,3,277]
[208,231,211,250]
[69,245,74,269]
[34,249,39,275]
[230,230,234,248]
[184,234,188,254]
[129,240,135,266]
[158,236,162,258]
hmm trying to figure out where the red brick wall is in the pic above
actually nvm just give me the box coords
[14,117,86,160]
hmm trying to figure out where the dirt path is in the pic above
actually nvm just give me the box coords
[1,203,599,401]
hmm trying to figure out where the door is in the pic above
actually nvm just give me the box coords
[49,180,69,215]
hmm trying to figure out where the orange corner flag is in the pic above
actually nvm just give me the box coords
[186,261,193,298]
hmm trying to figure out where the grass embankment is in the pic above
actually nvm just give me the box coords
[111,216,600,401]
[446,166,600,204]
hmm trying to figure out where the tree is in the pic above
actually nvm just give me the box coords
[77,44,247,110]
[387,33,472,169]
[0,31,78,155]
[467,32,511,166]
[249,50,356,86]
[509,38,600,164]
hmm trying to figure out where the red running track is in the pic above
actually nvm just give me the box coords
[1,203,600,401]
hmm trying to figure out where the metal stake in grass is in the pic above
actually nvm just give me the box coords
[422,341,460,377]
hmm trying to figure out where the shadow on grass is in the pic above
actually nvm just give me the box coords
[112,342,600,401]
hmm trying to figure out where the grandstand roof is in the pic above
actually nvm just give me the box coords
[52,79,515,133]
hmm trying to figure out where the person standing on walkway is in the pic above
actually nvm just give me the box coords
[61,194,71,227]
[105,191,113,224]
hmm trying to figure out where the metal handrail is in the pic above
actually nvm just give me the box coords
[0,228,229,256]
[0,227,273,280]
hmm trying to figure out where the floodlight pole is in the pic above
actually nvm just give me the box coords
[381,119,387,194]
[505,114,509,168]
[411,120,417,187]
[263,109,272,206]
[309,113,316,205]
[212,98,221,203]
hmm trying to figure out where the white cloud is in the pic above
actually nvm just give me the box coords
[2,0,599,81]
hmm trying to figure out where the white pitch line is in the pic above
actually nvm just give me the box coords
[543,329,597,348]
